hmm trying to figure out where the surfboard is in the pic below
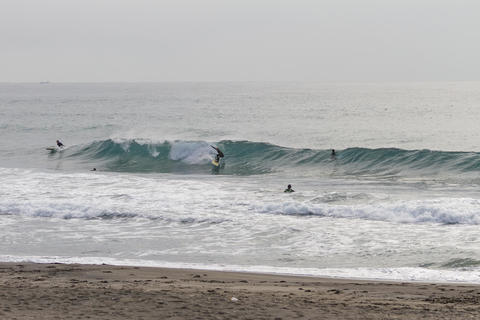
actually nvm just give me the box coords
[212,159,220,167]
[46,146,57,151]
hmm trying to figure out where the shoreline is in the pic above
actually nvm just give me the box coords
[2,255,478,285]
[1,262,480,319]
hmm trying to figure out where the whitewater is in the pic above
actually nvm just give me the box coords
[1,82,480,283]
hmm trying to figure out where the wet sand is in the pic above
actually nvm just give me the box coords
[0,262,479,319]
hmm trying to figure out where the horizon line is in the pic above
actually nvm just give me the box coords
[1,80,479,84]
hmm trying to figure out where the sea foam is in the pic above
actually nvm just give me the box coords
[255,198,480,225]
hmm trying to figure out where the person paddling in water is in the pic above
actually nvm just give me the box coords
[284,184,294,193]
[56,140,65,148]
[211,145,224,162]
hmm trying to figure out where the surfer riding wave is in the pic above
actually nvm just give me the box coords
[211,145,224,163]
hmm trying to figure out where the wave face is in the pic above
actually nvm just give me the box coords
[53,139,480,177]
[65,139,276,175]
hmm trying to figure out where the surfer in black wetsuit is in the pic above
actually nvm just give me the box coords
[284,184,294,193]
[331,149,336,159]
[211,146,224,162]
[56,140,65,148]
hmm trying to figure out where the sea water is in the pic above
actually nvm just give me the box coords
[1,82,480,283]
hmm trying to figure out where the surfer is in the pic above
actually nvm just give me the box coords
[284,184,294,193]
[331,149,336,159]
[56,140,65,148]
[211,145,224,162]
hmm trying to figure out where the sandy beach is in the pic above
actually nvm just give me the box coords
[0,263,479,319]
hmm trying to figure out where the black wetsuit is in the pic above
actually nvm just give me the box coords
[284,187,294,193]
[212,146,224,162]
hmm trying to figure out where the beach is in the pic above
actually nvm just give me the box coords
[1,262,479,319]
[3,83,480,317]
[3,0,480,316]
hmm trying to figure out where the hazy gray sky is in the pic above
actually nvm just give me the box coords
[1,0,479,82]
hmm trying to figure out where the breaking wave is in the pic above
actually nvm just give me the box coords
[254,198,480,225]
[45,139,480,177]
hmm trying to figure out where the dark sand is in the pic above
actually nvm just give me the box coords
[0,262,479,319]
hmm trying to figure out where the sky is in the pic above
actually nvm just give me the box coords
[1,0,479,82]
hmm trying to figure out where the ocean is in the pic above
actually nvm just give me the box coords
[1,82,480,283]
